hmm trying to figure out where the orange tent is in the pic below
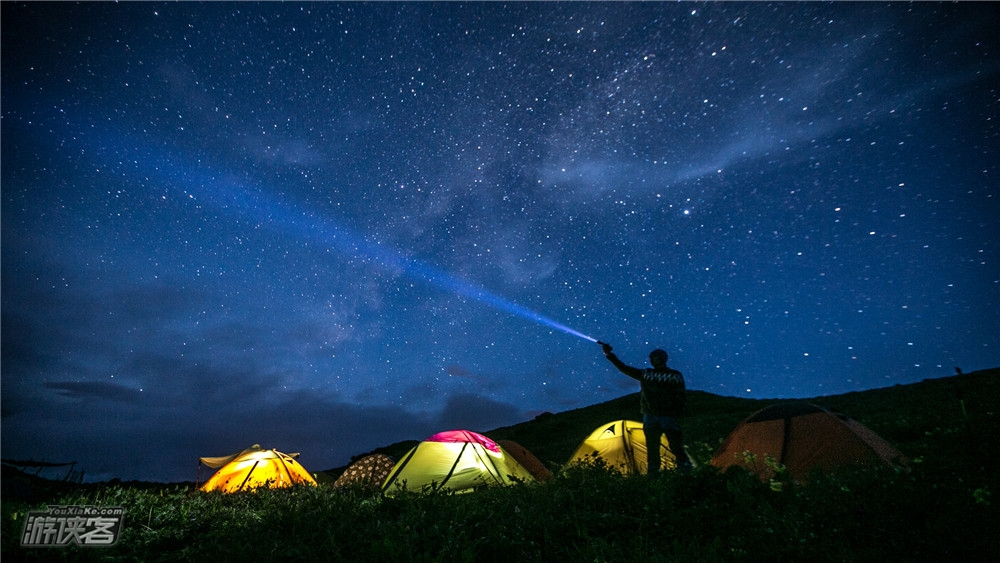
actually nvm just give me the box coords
[498,439,552,482]
[199,445,317,492]
[711,403,908,482]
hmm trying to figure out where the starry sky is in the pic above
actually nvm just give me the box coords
[3,2,998,483]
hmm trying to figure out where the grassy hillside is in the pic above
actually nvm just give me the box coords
[3,368,997,561]
[330,367,998,480]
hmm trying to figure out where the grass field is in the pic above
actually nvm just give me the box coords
[3,368,997,561]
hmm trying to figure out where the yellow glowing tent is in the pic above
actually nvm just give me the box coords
[199,445,317,492]
[567,419,687,475]
[382,430,535,495]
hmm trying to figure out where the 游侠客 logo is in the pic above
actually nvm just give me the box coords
[20,505,124,547]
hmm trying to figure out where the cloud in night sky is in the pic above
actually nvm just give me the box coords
[43,381,144,403]
[2,2,998,482]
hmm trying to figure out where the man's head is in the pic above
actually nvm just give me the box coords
[649,349,668,368]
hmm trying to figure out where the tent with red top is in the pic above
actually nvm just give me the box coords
[382,430,536,494]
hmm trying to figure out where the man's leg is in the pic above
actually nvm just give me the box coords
[663,421,693,474]
[643,415,664,477]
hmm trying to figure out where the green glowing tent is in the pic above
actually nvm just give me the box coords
[382,430,535,494]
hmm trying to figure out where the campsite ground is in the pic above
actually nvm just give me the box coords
[3,368,998,561]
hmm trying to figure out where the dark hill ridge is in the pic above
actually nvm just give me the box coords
[326,367,999,479]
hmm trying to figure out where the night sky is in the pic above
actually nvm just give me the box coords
[3,2,998,483]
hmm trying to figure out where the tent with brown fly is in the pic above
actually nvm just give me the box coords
[711,402,909,482]
[497,439,552,482]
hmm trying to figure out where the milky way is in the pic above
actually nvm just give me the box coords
[2,2,997,482]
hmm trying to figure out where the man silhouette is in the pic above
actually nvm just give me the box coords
[599,341,693,476]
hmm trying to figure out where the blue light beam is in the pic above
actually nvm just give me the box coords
[80,124,597,343]
[241,188,600,343]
